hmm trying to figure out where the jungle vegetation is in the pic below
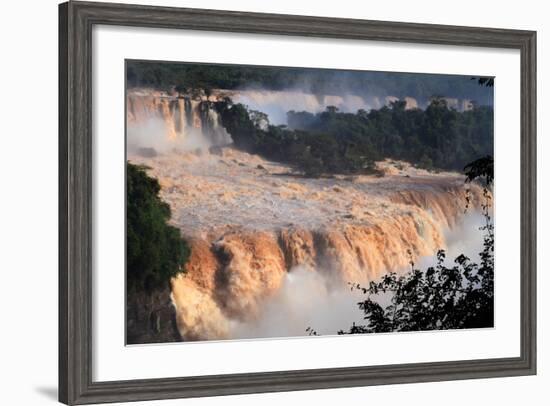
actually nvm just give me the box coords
[126,162,190,294]
[216,99,493,176]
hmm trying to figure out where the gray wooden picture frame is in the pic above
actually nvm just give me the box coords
[59,1,537,404]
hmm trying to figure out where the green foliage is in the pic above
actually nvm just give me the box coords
[288,98,494,172]
[217,101,380,177]
[128,62,494,175]
[217,99,493,176]
[127,61,494,105]
[127,162,190,293]
[418,154,434,170]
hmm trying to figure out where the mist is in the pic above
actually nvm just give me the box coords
[126,95,233,154]
[419,209,488,269]
[232,90,385,125]
[228,266,365,339]
[230,86,480,126]
[227,68,494,125]
[127,117,214,154]
[125,81,493,341]
[227,210,489,339]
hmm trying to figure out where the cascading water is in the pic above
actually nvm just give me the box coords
[126,88,490,342]
[128,147,488,341]
[127,90,232,152]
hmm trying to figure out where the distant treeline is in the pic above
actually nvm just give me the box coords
[217,99,493,176]
[127,61,494,105]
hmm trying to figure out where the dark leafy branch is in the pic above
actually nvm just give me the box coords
[471,76,495,88]
[464,155,494,186]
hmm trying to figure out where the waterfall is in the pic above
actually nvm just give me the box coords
[190,100,202,129]
[170,182,488,341]
[126,88,486,341]
[127,146,490,341]
[161,99,177,141]
[176,98,187,140]
[127,90,233,151]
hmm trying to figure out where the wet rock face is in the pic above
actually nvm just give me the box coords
[126,285,182,345]
[128,147,487,341]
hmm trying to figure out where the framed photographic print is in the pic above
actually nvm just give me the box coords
[59,1,536,404]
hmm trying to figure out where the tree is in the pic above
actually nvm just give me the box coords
[418,154,434,170]
[126,162,190,294]
[249,110,270,130]
[217,97,492,177]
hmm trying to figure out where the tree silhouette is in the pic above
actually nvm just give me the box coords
[471,76,495,88]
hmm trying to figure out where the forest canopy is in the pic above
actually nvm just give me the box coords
[216,98,493,176]
[127,61,494,105]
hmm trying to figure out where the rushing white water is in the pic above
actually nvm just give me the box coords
[127,91,232,153]
[226,210,488,339]
[129,147,488,341]
[228,266,365,339]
